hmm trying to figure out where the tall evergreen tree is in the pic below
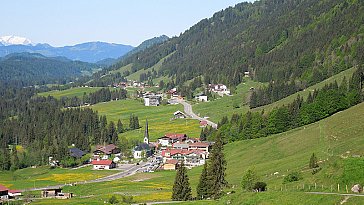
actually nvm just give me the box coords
[172,162,192,201]
[117,119,124,133]
[206,133,227,199]
[196,162,209,200]
[309,153,319,169]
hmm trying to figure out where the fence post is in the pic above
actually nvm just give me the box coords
[338,184,340,192]
[346,185,348,193]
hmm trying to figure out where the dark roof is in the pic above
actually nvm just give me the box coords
[95,144,119,155]
[69,148,86,158]
[134,143,150,151]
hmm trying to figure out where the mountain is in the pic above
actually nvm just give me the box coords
[112,0,364,91]
[0,35,32,46]
[122,35,169,59]
[0,39,134,63]
[0,52,99,87]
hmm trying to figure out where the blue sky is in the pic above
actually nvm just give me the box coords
[1,0,255,47]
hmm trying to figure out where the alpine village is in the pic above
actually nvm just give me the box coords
[1,0,364,204]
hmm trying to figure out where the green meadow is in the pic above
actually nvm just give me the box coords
[28,101,364,205]
[192,78,264,122]
[0,166,117,190]
[38,87,105,99]
[91,99,202,141]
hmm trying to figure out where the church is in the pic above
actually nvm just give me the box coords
[133,119,155,159]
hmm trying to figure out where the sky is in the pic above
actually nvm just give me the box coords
[0,0,255,47]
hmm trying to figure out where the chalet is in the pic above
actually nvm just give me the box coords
[41,188,73,199]
[69,147,86,159]
[200,120,208,127]
[195,94,208,102]
[91,159,116,170]
[158,133,187,147]
[162,149,207,167]
[188,142,210,152]
[144,95,161,106]
[8,190,22,199]
[244,71,250,77]
[0,184,8,201]
[94,144,120,156]
[164,159,179,170]
[209,84,230,96]
[173,110,187,119]
[166,88,178,96]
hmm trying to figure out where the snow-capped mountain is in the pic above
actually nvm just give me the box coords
[0,35,32,46]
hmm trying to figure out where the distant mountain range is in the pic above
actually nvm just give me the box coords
[0,35,134,63]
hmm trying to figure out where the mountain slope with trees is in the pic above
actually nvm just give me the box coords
[0,52,99,87]
[110,0,364,99]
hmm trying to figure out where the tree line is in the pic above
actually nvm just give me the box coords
[218,67,363,142]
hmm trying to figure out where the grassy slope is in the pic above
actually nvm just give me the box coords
[0,166,117,190]
[126,52,175,84]
[254,67,357,113]
[192,78,265,122]
[30,101,364,205]
[38,87,105,99]
[90,99,201,141]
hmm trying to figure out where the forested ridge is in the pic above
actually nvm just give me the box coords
[0,52,99,88]
[111,0,364,97]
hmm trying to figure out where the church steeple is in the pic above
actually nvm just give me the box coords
[143,119,149,144]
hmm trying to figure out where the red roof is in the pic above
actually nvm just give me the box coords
[162,149,193,157]
[0,184,9,192]
[9,190,21,194]
[164,133,186,140]
[200,120,208,126]
[165,159,179,165]
[91,159,113,165]
[189,142,209,147]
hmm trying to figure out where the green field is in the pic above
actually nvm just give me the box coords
[192,78,264,122]
[26,101,364,204]
[0,166,117,190]
[91,99,202,141]
[38,87,105,99]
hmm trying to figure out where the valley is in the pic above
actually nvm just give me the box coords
[1,0,364,204]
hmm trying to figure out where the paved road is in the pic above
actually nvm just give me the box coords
[178,99,218,129]
[22,162,148,192]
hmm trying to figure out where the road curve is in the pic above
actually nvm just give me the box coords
[22,162,148,192]
[178,99,218,129]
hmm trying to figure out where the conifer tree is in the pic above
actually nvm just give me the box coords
[117,119,123,133]
[196,162,209,200]
[309,153,319,169]
[206,133,227,199]
[172,162,192,201]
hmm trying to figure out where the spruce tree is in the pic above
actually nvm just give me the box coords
[117,119,123,133]
[309,153,319,169]
[206,133,227,199]
[196,162,209,199]
[172,162,192,201]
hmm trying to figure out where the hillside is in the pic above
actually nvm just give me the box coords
[24,101,364,205]
[0,52,99,87]
[109,0,364,95]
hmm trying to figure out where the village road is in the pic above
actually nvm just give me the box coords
[22,162,148,192]
[178,99,218,129]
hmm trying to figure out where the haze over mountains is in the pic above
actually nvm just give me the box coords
[0,35,134,63]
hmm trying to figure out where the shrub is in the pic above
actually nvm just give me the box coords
[283,172,302,183]
[253,182,267,192]
[109,195,119,204]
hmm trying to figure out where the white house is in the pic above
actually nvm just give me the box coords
[91,159,116,170]
[195,94,208,102]
[144,95,162,106]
